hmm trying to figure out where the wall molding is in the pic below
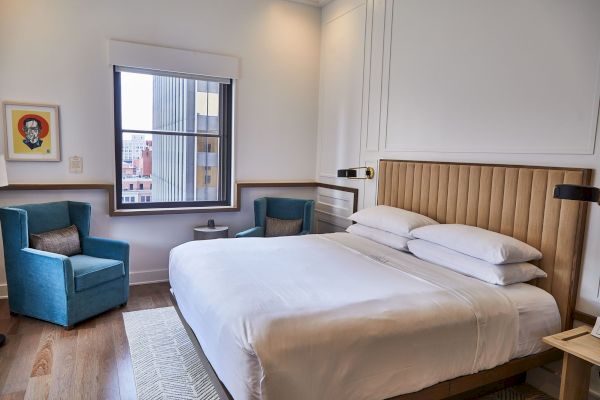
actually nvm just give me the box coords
[377,0,600,156]
[322,0,366,24]
[130,269,169,285]
[0,181,359,216]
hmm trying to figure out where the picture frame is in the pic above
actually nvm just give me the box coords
[2,101,61,162]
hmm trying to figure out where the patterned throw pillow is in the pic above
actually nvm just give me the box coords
[29,225,82,256]
[265,217,303,237]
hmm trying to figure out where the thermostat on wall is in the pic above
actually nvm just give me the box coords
[69,156,83,174]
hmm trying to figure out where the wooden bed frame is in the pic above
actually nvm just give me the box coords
[172,159,592,400]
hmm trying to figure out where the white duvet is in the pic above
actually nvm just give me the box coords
[169,233,557,400]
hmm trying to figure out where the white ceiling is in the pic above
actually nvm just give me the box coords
[286,0,332,7]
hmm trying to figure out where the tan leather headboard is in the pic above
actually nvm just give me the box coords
[377,160,591,329]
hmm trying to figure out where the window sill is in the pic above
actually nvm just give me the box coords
[110,205,237,216]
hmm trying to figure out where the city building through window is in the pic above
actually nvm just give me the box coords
[114,67,232,210]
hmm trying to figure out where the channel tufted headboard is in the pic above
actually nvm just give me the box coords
[377,160,591,329]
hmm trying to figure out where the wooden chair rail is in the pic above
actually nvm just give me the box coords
[0,181,358,216]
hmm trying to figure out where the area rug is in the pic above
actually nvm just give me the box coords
[123,306,221,400]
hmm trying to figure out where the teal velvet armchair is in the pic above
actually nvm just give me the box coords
[236,197,314,238]
[0,201,129,329]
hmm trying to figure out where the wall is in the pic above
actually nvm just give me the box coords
[0,0,322,296]
[318,0,600,315]
[315,0,368,231]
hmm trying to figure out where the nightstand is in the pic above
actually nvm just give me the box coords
[193,225,229,240]
[543,325,599,400]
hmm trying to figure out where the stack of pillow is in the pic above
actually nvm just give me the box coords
[347,205,546,286]
[346,205,437,251]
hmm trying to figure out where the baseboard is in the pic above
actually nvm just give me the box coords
[129,269,169,285]
[0,270,169,300]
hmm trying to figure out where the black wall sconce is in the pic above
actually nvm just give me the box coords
[337,167,375,180]
[554,184,600,203]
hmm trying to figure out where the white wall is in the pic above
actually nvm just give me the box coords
[318,0,600,315]
[0,0,322,296]
[314,0,368,232]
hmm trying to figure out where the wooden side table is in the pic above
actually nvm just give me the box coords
[543,325,599,400]
[194,226,229,240]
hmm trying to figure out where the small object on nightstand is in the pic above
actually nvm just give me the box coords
[543,326,600,400]
[207,219,216,229]
[592,317,600,339]
[194,225,229,240]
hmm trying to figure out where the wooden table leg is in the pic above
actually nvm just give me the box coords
[560,353,592,400]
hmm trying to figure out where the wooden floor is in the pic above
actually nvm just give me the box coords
[0,282,173,400]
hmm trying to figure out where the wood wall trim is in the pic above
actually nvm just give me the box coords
[1,183,117,216]
[573,310,596,326]
[0,181,358,216]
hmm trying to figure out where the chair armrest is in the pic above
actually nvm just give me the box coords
[20,248,74,294]
[235,227,264,238]
[82,237,130,272]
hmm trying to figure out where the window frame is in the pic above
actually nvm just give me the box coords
[113,66,233,211]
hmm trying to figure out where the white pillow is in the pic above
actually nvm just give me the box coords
[348,205,438,238]
[407,240,547,286]
[346,224,410,251]
[410,224,542,264]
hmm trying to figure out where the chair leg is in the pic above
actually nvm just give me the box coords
[120,302,127,308]
[64,325,74,331]
[9,311,17,317]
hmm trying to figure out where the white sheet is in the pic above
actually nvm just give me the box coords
[169,233,560,400]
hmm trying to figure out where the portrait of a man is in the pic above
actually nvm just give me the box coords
[2,102,61,161]
[22,117,44,150]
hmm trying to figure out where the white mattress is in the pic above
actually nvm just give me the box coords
[169,233,560,400]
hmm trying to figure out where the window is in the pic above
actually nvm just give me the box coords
[114,67,232,210]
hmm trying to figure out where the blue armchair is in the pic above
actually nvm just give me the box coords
[0,201,129,329]
[236,197,314,238]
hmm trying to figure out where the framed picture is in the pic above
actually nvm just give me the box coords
[2,101,61,161]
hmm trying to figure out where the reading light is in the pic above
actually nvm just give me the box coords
[554,182,600,337]
[337,167,375,180]
[553,184,600,203]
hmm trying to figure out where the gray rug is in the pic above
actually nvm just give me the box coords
[123,307,221,400]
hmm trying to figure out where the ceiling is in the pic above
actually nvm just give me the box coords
[286,0,332,7]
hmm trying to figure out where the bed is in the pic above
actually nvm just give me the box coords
[169,160,591,400]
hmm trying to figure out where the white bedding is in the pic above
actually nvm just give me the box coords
[169,233,560,400]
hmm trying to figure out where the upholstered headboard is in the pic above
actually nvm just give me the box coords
[377,160,591,329]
